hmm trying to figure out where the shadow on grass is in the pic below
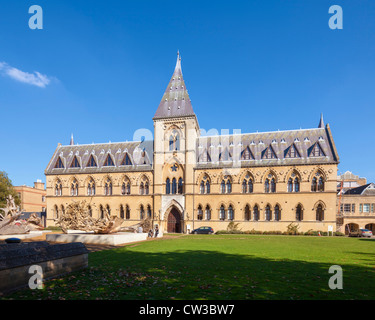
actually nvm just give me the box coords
[5,247,375,300]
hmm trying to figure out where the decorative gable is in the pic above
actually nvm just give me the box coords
[284,143,301,159]
[262,145,277,159]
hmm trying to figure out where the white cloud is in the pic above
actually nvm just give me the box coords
[0,61,51,88]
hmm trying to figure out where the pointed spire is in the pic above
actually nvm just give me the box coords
[153,51,195,119]
[70,133,74,145]
[318,113,325,128]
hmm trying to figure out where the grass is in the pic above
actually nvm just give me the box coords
[3,234,375,300]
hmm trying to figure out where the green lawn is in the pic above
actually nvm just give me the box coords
[4,235,375,300]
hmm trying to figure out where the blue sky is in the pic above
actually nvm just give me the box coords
[0,0,375,186]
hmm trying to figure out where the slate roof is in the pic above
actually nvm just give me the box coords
[45,140,153,175]
[153,52,195,119]
[196,125,339,168]
[344,183,375,195]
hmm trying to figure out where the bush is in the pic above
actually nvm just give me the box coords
[227,221,241,232]
[285,223,300,235]
[334,231,345,236]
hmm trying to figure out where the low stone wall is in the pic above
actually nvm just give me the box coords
[46,232,148,245]
[0,241,88,295]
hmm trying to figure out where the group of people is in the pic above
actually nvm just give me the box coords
[148,225,159,238]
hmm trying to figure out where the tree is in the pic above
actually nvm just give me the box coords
[0,171,20,210]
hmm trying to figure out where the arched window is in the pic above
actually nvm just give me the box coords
[264,179,270,193]
[294,178,300,192]
[296,204,303,221]
[206,181,210,194]
[140,205,145,220]
[318,177,324,192]
[228,205,234,220]
[311,177,317,192]
[274,205,281,221]
[226,180,232,194]
[100,205,104,219]
[169,130,180,151]
[253,205,259,221]
[316,204,324,221]
[287,178,293,193]
[104,178,112,196]
[106,205,111,216]
[140,182,144,195]
[242,180,247,193]
[166,178,171,194]
[71,179,78,196]
[178,178,183,194]
[219,205,225,220]
[147,205,152,219]
[126,205,130,219]
[312,171,324,192]
[145,182,149,195]
[120,205,125,219]
[220,180,226,193]
[205,205,211,220]
[87,178,95,196]
[172,178,177,194]
[54,205,59,219]
[248,179,253,193]
[265,205,272,221]
[244,205,251,221]
[87,205,92,217]
[197,205,203,220]
[271,178,276,193]
[200,181,205,194]
[55,180,62,196]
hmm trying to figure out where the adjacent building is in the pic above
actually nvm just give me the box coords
[337,182,375,234]
[45,53,340,233]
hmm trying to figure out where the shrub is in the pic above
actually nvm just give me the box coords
[285,223,300,235]
[227,221,241,232]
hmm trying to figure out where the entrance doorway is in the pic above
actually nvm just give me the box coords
[167,208,182,233]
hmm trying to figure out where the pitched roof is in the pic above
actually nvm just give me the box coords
[153,52,195,119]
[196,126,339,168]
[343,183,375,195]
[45,140,153,175]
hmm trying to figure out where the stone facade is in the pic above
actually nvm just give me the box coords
[14,180,46,213]
[45,53,340,234]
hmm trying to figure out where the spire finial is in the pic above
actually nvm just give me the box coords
[318,113,325,128]
[70,133,74,145]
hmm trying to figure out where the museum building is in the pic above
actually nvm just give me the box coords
[45,53,340,233]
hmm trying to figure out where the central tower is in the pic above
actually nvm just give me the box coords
[153,52,200,233]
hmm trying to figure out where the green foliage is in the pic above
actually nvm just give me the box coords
[227,221,241,232]
[0,171,20,211]
[285,222,300,235]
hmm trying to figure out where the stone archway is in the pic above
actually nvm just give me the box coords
[345,223,359,235]
[167,207,182,233]
[365,223,375,233]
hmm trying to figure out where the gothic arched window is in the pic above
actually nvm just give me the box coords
[104,178,112,196]
[166,178,171,194]
[178,178,183,194]
[274,205,281,221]
[197,205,203,220]
[244,205,251,221]
[296,204,303,221]
[265,205,272,221]
[169,130,180,151]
